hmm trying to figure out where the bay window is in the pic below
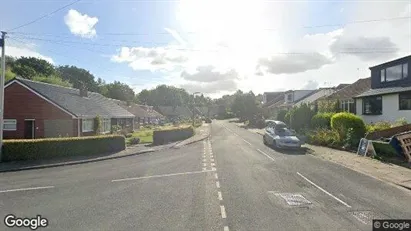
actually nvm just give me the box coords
[102,118,111,133]
[399,92,411,110]
[340,99,355,113]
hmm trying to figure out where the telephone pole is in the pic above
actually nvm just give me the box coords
[0,31,6,162]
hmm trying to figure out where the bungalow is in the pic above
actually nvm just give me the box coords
[265,90,315,117]
[322,77,371,113]
[111,100,164,125]
[354,55,411,123]
[155,106,193,121]
[3,77,135,139]
[294,87,342,108]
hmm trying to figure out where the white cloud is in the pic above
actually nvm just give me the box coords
[181,65,239,82]
[301,80,319,90]
[64,9,98,38]
[164,28,187,46]
[180,79,238,94]
[257,53,333,75]
[5,46,54,64]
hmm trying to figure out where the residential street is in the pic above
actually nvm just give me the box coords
[1,120,411,231]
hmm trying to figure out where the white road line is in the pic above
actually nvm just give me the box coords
[211,158,215,162]
[202,167,207,171]
[211,163,216,167]
[203,163,207,167]
[243,139,252,146]
[256,149,275,161]
[211,167,217,171]
[203,158,207,162]
[297,172,351,208]
[0,186,55,193]
[216,181,220,188]
[224,226,230,231]
[215,173,218,179]
[112,170,215,182]
[218,191,223,200]
[220,205,227,218]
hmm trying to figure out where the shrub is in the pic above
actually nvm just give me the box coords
[276,110,287,122]
[331,112,366,142]
[153,127,194,145]
[289,104,316,132]
[366,121,391,133]
[94,115,102,134]
[125,133,133,138]
[307,128,342,147]
[111,125,121,134]
[129,137,140,145]
[373,141,398,158]
[311,112,334,129]
[2,135,126,162]
[393,117,408,127]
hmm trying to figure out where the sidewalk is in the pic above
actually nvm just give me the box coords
[249,128,411,190]
[0,124,211,173]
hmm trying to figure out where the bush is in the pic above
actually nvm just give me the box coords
[307,128,342,147]
[311,112,334,129]
[111,125,121,134]
[366,121,391,133]
[288,104,316,132]
[331,112,366,142]
[2,135,126,162]
[129,137,140,145]
[276,110,287,122]
[125,133,133,138]
[153,127,194,145]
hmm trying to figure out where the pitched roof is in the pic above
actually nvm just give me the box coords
[9,77,135,118]
[264,93,285,108]
[326,77,371,100]
[354,86,411,98]
[294,88,337,106]
[110,99,165,118]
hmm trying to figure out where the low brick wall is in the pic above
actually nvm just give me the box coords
[153,127,194,145]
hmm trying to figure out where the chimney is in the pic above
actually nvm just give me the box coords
[79,84,88,97]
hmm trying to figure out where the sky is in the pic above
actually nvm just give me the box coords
[1,0,410,98]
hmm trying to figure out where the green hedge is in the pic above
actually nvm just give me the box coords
[331,112,366,148]
[153,127,194,145]
[2,135,126,162]
[311,112,334,129]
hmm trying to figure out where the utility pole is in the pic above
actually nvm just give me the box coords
[192,92,201,127]
[0,31,7,162]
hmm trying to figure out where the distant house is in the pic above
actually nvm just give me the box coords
[354,55,411,123]
[262,92,284,105]
[111,100,164,125]
[294,87,341,108]
[3,77,135,139]
[264,90,315,118]
[323,77,371,113]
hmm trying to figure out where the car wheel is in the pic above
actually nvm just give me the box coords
[263,135,267,145]
[272,140,278,149]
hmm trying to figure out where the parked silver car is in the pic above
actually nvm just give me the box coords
[263,121,301,149]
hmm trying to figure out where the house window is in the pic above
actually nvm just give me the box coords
[82,119,94,132]
[363,96,382,115]
[286,94,292,102]
[3,119,17,131]
[380,63,409,82]
[102,119,111,133]
[399,92,411,110]
[340,99,355,113]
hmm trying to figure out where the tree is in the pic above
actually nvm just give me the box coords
[57,65,99,92]
[32,75,72,88]
[12,57,55,79]
[105,81,135,102]
[135,85,191,107]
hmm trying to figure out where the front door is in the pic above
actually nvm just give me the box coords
[24,120,35,139]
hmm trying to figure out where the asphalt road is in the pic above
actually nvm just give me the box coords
[1,120,410,231]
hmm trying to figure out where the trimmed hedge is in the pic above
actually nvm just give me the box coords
[331,112,366,148]
[153,126,194,145]
[311,112,334,129]
[2,135,126,162]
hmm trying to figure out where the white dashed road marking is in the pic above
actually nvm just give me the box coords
[257,149,275,161]
[0,186,55,193]
[297,172,351,208]
[220,205,227,218]
[216,181,220,188]
[218,191,223,200]
[111,170,215,182]
[215,173,218,179]
[224,226,230,231]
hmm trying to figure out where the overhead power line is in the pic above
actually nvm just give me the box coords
[8,16,411,36]
[7,0,82,32]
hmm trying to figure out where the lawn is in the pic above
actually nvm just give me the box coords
[126,123,196,145]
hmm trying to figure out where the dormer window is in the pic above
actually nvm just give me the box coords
[380,63,408,82]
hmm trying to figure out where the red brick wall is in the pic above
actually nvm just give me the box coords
[4,82,74,139]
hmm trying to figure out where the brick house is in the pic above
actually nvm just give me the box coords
[3,77,135,139]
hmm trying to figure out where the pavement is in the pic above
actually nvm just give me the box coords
[0,123,211,173]
[1,120,410,231]
[247,126,411,190]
